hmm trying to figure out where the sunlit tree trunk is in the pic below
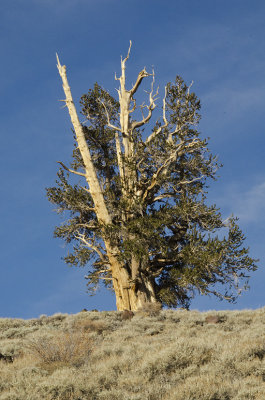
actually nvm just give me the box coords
[56,51,158,311]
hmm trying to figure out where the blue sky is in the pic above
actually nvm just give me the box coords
[1,0,264,318]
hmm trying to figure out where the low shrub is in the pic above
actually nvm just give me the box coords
[24,330,93,371]
[71,318,107,334]
[137,302,162,317]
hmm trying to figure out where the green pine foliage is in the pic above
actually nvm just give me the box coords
[46,77,258,308]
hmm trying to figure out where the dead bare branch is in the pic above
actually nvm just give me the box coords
[115,131,125,183]
[56,53,112,225]
[74,232,107,263]
[100,100,121,131]
[141,138,200,202]
[57,161,86,177]
[123,40,132,65]
[178,175,205,185]
[131,72,158,130]
[145,85,169,144]
[130,68,153,97]
[80,186,91,194]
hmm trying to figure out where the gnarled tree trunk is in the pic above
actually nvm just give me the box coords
[56,46,160,311]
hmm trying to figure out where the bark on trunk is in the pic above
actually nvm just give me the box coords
[56,49,161,311]
[105,241,158,310]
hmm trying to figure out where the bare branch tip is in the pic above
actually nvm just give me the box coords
[56,52,61,66]
[123,40,132,63]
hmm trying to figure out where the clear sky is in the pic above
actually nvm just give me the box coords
[1,0,264,318]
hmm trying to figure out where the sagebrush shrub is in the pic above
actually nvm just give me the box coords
[71,318,107,334]
[24,330,93,369]
[137,302,162,317]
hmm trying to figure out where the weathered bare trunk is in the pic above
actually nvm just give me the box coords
[56,46,160,311]
[105,241,157,311]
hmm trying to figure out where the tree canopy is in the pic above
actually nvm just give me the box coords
[47,45,258,310]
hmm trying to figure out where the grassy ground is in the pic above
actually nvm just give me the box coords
[0,306,264,399]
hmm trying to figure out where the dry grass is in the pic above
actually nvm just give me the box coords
[0,308,264,399]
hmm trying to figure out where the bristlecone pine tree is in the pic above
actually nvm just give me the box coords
[47,42,258,311]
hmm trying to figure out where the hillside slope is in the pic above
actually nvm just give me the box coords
[0,307,264,399]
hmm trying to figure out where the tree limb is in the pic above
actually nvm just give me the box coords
[130,68,153,97]
[178,175,205,186]
[141,149,180,202]
[100,100,121,132]
[141,138,200,202]
[57,161,86,177]
[80,186,92,195]
[56,53,112,225]
[153,192,179,202]
[115,131,125,185]
[74,232,107,264]
[131,72,158,131]
[145,85,169,144]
